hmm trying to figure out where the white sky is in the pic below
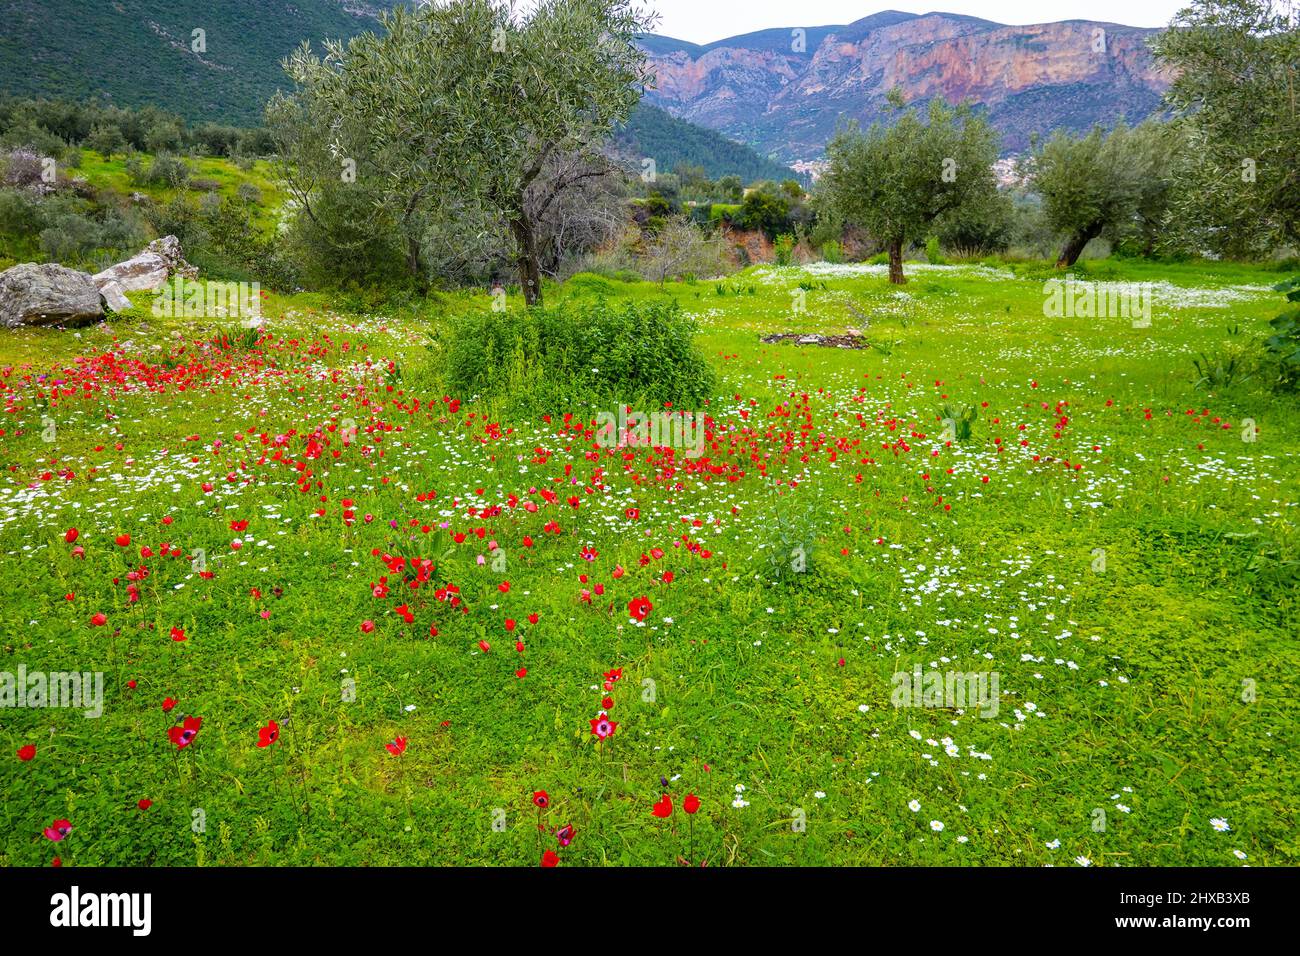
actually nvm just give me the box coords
[637,1,1187,44]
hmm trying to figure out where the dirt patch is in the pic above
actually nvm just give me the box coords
[760,331,867,349]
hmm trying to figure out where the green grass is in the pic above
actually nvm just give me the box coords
[0,257,1296,867]
[76,149,286,235]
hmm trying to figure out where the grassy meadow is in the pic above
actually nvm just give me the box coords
[0,258,1296,867]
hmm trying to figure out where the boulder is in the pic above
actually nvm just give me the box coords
[99,279,132,314]
[144,235,198,280]
[0,263,105,329]
[92,251,168,293]
[92,234,197,294]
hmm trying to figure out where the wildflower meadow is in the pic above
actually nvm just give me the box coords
[1,258,1295,869]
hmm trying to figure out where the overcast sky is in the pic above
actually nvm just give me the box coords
[638,0,1187,43]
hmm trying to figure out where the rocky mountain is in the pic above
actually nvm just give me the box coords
[640,11,1173,165]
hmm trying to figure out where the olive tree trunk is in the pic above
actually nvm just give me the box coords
[887,238,906,285]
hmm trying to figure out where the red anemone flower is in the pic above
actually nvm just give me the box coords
[652,794,673,818]
[532,791,549,809]
[256,719,280,748]
[684,793,700,814]
[556,823,576,847]
[386,735,408,756]
[590,713,618,740]
[628,596,652,621]
[43,820,72,842]
[168,716,202,749]
[541,849,559,867]
[17,744,36,761]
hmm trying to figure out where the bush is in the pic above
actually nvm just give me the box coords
[924,235,945,264]
[130,153,190,188]
[444,299,715,416]
[1264,276,1300,391]
[774,233,795,266]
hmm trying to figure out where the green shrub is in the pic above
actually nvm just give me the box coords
[1192,344,1258,390]
[444,299,715,415]
[940,403,977,441]
[924,235,945,265]
[821,240,842,264]
[564,273,621,299]
[774,233,795,266]
[1264,276,1300,391]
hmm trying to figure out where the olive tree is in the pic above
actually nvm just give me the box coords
[1151,0,1300,256]
[1029,121,1175,268]
[817,95,1000,283]
[274,0,652,305]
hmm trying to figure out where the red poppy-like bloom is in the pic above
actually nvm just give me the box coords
[556,823,576,847]
[627,596,652,621]
[386,735,408,756]
[43,820,72,841]
[114,533,131,547]
[590,714,618,740]
[515,667,527,678]
[137,798,153,811]
[90,613,107,627]
[652,794,673,818]
[532,791,549,808]
[17,744,36,761]
[169,626,186,642]
[684,793,700,814]
[168,716,202,749]
[601,696,614,710]
[541,849,559,867]
[257,720,280,748]
[162,697,177,712]
[360,620,375,634]
[478,640,491,653]
[64,528,78,543]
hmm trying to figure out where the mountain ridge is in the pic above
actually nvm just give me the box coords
[637,10,1172,164]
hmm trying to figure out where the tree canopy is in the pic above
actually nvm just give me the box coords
[1151,0,1300,256]
[272,0,653,305]
[817,96,1000,283]
[1028,121,1176,268]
